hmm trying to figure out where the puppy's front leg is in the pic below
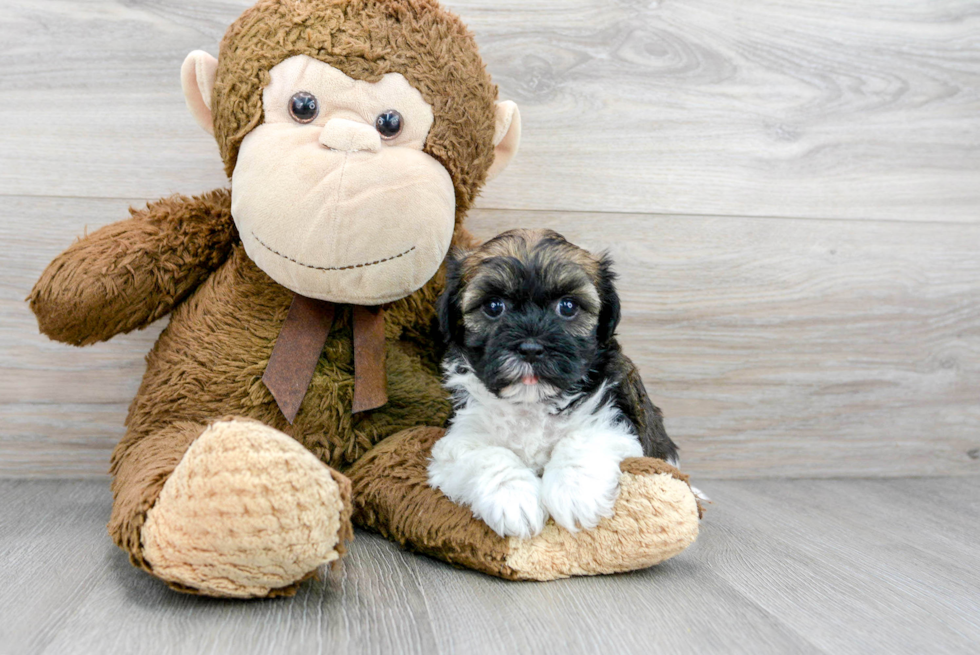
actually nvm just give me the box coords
[428,437,548,539]
[542,428,643,532]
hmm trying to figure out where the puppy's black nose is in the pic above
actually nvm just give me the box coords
[517,340,545,362]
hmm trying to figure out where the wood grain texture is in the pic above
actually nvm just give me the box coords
[0,0,978,221]
[690,478,980,654]
[2,477,978,655]
[3,196,979,479]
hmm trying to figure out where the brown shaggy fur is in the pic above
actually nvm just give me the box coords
[213,0,499,223]
[29,190,237,346]
[28,0,493,597]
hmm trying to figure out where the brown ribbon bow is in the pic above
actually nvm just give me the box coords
[262,294,388,423]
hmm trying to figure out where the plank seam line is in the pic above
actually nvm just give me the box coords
[2,193,976,228]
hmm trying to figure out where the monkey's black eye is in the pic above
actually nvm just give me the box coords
[375,110,403,139]
[482,297,506,319]
[556,297,579,318]
[288,92,319,123]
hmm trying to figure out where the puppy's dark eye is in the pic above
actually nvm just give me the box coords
[482,297,506,319]
[556,297,579,318]
[375,110,403,139]
[288,92,319,123]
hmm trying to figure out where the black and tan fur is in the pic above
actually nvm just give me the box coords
[437,229,678,462]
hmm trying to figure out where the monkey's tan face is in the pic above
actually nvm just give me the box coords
[231,55,456,305]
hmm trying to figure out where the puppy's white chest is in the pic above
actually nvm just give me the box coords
[440,370,635,474]
[480,403,571,473]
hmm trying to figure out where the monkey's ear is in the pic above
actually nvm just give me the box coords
[596,253,622,344]
[437,250,468,345]
[181,50,219,135]
[486,101,522,182]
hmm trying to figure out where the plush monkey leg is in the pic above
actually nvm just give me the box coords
[109,417,353,598]
[348,427,700,581]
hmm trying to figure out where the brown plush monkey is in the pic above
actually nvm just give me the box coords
[28,0,699,598]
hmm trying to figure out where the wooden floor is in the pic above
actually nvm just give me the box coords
[2,476,978,655]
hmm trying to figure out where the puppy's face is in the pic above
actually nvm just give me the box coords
[438,229,621,402]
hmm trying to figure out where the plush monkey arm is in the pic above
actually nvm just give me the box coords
[29,189,236,346]
[608,350,680,464]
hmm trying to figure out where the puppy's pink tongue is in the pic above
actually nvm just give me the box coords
[522,375,539,385]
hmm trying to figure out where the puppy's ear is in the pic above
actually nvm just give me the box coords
[596,253,621,343]
[437,248,467,345]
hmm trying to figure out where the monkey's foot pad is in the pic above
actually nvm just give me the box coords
[349,427,700,581]
[141,418,352,598]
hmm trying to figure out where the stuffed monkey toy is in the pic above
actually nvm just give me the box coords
[28,0,700,598]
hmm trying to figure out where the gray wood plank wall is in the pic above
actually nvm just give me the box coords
[1,0,978,479]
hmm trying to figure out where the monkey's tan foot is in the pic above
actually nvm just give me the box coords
[348,427,699,581]
[140,418,352,598]
[505,458,700,579]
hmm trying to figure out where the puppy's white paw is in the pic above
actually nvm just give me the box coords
[541,465,621,533]
[428,443,548,539]
[473,473,548,539]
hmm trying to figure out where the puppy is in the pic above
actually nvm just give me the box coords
[428,229,680,539]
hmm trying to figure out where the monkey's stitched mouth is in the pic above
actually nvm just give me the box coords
[251,232,416,271]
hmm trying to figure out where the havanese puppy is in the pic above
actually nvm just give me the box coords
[427,229,680,539]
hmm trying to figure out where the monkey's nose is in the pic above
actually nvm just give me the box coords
[517,340,545,362]
[319,119,381,153]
